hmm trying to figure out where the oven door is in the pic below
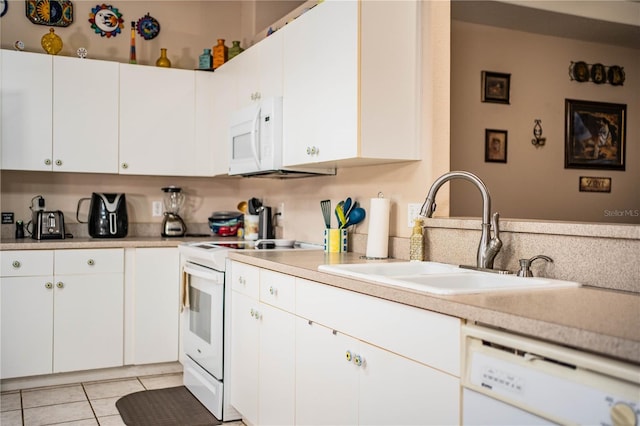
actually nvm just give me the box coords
[182,262,224,380]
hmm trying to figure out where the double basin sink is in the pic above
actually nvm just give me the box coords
[318,261,581,295]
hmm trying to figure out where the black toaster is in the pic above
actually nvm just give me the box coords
[32,210,65,240]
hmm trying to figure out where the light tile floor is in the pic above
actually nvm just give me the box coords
[1,372,242,426]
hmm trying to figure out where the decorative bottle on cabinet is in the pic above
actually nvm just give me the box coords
[212,39,228,69]
[155,48,171,68]
[228,41,244,60]
[199,48,212,69]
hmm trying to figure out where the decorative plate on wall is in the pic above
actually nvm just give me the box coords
[89,4,124,38]
[1,0,8,18]
[26,0,73,27]
[136,13,160,40]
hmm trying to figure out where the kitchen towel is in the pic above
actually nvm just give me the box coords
[365,196,390,258]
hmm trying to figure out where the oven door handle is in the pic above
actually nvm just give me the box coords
[183,264,224,283]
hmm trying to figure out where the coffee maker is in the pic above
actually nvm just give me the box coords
[161,186,186,237]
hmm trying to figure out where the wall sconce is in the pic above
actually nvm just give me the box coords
[531,119,546,147]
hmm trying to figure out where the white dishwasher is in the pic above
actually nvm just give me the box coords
[462,324,640,425]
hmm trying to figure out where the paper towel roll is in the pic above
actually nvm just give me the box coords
[366,197,391,258]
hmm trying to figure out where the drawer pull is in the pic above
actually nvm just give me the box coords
[45,282,53,289]
[345,350,352,362]
[56,282,64,289]
[87,259,95,266]
[269,286,276,296]
[12,260,21,268]
[354,354,364,367]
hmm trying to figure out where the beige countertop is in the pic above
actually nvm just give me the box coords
[227,250,640,365]
[0,235,219,250]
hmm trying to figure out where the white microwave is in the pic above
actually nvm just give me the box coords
[228,97,335,178]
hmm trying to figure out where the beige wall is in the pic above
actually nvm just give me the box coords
[0,0,305,68]
[450,20,639,224]
[0,2,452,245]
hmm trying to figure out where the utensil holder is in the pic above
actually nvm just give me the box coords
[324,228,347,253]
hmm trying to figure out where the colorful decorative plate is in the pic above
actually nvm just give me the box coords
[89,4,124,38]
[26,0,73,27]
[1,0,8,18]
[136,13,160,40]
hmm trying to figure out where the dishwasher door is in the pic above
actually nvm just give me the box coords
[462,324,640,425]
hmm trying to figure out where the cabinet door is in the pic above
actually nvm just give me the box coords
[53,273,124,372]
[295,317,359,425]
[195,69,235,176]
[119,64,196,176]
[282,1,358,166]
[259,302,295,426]
[230,290,260,425]
[1,50,53,171]
[131,248,180,364]
[1,276,54,378]
[358,340,461,425]
[235,30,283,110]
[53,56,119,173]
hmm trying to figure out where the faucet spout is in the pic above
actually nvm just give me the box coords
[420,171,502,269]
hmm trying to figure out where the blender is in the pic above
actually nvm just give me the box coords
[161,186,186,237]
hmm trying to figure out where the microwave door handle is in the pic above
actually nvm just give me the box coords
[251,106,261,169]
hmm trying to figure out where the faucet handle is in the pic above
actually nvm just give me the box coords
[517,255,553,277]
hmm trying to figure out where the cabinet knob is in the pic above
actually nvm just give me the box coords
[239,276,246,285]
[12,260,21,268]
[56,282,64,289]
[44,159,52,166]
[45,282,53,289]
[345,350,352,362]
[121,162,129,169]
[354,354,364,367]
[269,286,276,295]
[87,258,95,266]
[250,308,260,319]
[55,159,63,166]
[306,146,318,155]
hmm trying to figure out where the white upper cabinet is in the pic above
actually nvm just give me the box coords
[1,51,120,173]
[282,0,421,168]
[53,56,119,173]
[196,69,235,176]
[1,50,53,171]
[119,64,197,176]
[233,30,284,110]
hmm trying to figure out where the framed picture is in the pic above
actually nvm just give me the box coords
[565,99,626,170]
[579,176,611,193]
[485,129,507,163]
[481,71,510,104]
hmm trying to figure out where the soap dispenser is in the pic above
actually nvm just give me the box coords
[409,218,424,261]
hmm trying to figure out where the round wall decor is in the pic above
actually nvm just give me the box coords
[89,4,124,38]
[26,0,73,27]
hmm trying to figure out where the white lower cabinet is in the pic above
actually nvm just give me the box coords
[230,263,296,426]
[125,247,180,365]
[229,261,461,425]
[0,249,124,379]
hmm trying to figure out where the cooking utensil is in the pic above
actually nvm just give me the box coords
[343,197,353,219]
[343,206,365,228]
[320,199,331,228]
[335,201,346,228]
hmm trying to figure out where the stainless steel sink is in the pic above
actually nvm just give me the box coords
[318,261,581,295]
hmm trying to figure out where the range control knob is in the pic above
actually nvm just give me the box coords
[611,402,637,426]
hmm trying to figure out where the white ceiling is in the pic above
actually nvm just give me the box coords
[451,0,640,49]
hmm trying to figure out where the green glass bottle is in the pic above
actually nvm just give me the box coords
[228,40,244,60]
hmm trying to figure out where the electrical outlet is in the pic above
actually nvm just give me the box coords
[152,201,163,217]
[407,203,422,227]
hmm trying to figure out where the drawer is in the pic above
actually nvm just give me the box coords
[260,269,295,313]
[230,261,259,299]
[296,278,461,376]
[1,250,54,277]
[55,249,124,275]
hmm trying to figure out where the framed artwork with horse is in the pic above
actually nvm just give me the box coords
[565,99,626,170]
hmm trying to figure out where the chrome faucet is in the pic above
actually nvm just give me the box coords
[420,171,502,269]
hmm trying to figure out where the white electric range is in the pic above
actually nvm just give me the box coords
[178,239,321,421]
